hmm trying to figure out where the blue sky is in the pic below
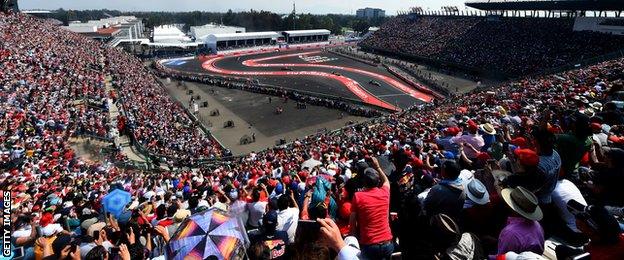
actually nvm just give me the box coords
[20,0,469,15]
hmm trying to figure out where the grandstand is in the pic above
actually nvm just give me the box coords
[2,3,624,260]
[466,0,624,16]
[361,11,624,77]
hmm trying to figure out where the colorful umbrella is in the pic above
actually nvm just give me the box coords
[101,188,131,218]
[166,209,248,260]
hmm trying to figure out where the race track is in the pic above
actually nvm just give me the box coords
[162,48,433,110]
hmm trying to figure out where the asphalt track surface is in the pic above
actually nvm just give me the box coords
[164,48,432,110]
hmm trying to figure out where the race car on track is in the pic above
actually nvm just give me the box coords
[281,67,293,71]
[332,71,342,76]
[369,80,381,87]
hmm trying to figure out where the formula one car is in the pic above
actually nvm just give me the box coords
[369,80,381,87]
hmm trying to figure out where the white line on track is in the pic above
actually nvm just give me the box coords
[375,94,411,98]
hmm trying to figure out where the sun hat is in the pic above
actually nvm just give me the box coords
[464,179,490,205]
[80,217,98,230]
[479,123,497,135]
[583,108,595,117]
[173,209,191,223]
[430,213,461,245]
[590,101,603,111]
[501,186,543,221]
[459,169,474,185]
[86,222,106,238]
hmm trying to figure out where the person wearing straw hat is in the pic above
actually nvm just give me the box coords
[479,123,497,151]
[497,186,545,256]
[430,213,484,260]
[462,178,499,250]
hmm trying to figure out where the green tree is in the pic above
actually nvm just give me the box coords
[351,19,370,33]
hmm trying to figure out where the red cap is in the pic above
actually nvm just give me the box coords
[467,120,478,132]
[410,157,424,168]
[510,137,527,148]
[590,123,602,131]
[445,127,461,136]
[608,135,624,145]
[282,176,291,186]
[39,212,53,227]
[476,152,491,161]
[514,149,539,167]
[338,202,352,219]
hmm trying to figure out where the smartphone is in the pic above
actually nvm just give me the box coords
[567,200,587,216]
[297,220,320,232]
[93,230,100,239]
[12,247,25,260]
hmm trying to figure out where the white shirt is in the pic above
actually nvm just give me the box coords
[277,207,300,244]
[337,245,361,260]
[246,201,268,228]
[552,179,587,232]
[229,200,248,226]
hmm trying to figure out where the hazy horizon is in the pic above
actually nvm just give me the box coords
[20,0,471,15]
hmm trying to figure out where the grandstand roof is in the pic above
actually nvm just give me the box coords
[206,32,281,42]
[282,29,331,37]
[97,27,120,36]
[22,10,53,14]
[466,0,624,12]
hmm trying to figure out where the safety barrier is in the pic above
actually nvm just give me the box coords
[383,64,446,100]
[327,49,380,67]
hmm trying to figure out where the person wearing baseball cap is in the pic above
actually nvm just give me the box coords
[350,156,393,260]
[452,120,485,160]
[248,210,289,259]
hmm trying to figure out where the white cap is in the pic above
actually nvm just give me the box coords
[501,251,545,260]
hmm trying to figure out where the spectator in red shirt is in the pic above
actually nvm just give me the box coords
[350,157,394,260]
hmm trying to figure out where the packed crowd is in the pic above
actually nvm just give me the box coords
[600,19,624,26]
[3,12,624,260]
[0,12,223,165]
[152,64,385,117]
[361,16,624,76]
[106,46,223,161]
[0,11,114,175]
